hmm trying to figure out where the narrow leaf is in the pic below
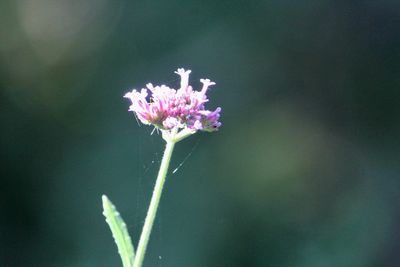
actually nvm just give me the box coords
[102,195,135,267]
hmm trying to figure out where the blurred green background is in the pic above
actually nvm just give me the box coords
[1,0,399,266]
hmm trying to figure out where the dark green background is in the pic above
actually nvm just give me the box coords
[1,0,399,266]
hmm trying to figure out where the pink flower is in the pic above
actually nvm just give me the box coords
[124,68,221,134]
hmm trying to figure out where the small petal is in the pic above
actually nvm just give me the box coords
[163,117,180,129]
[200,79,216,94]
[175,68,192,90]
[146,83,154,90]
[193,120,203,130]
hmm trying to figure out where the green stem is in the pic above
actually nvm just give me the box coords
[133,140,175,267]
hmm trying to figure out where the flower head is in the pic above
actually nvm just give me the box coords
[124,68,221,140]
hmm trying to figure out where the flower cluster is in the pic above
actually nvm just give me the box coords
[124,68,221,133]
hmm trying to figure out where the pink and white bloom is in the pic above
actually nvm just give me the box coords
[124,68,221,134]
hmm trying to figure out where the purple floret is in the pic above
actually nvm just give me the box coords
[124,68,221,133]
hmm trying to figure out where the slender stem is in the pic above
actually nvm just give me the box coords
[133,140,175,267]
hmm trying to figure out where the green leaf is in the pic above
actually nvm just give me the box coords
[102,195,135,267]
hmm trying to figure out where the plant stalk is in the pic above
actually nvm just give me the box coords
[133,140,175,267]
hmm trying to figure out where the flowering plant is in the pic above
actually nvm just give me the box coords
[102,68,221,267]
